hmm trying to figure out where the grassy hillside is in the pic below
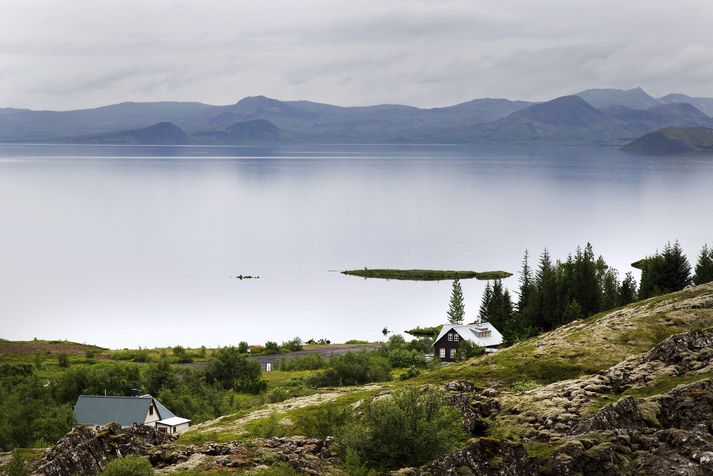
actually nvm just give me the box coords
[181,283,713,446]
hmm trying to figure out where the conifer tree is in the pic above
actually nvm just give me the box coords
[517,250,533,313]
[447,279,465,324]
[535,249,557,331]
[478,281,492,322]
[694,244,713,286]
[619,272,638,305]
[661,240,692,292]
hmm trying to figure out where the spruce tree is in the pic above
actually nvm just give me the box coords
[694,244,713,286]
[517,250,533,314]
[661,240,692,292]
[536,249,557,331]
[447,279,465,324]
[478,281,492,322]
[619,272,638,305]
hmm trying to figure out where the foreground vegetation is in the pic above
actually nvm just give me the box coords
[341,268,512,281]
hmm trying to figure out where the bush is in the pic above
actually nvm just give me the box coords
[205,347,265,393]
[110,349,152,363]
[386,348,426,368]
[337,387,465,470]
[100,455,154,475]
[85,349,97,359]
[5,451,29,476]
[171,346,193,364]
[344,339,367,344]
[398,366,421,381]
[57,353,70,368]
[246,413,287,438]
[297,403,353,438]
[308,352,392,387]
[281,337,303,352]
[453,340,486,361]
[263,341,280,354]
[267,387,290,403]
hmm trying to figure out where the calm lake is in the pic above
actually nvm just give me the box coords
[1,143,712,348]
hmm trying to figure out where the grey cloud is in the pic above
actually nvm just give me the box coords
[0,0,711,110]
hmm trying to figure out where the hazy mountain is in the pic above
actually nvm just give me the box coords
[605,103,713,135]
[84,122,192,145]
[574,87,661,109]
[194,119,288,143]
[659,93,713,116]
[2,90,713,144]
[0,101,213,141]
[622,127,713,155]
[465,95,632,141]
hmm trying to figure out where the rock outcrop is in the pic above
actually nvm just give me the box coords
[35,423,337,476]
[428,328,713,475]
[37,423,175,476]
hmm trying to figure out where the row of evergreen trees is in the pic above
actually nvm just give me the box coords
[446,241,713,345]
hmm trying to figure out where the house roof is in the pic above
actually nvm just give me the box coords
[434,322,504,348]
[74,394,174,427]
[158,416,191,426]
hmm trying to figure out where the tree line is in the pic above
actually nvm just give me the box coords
[446,240,713,345]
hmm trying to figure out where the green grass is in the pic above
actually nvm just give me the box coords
[341,268,512,281]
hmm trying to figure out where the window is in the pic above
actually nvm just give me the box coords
[451,348,457,358]
[149,405,154,416]
[454,334,459,342]
[448,333,453,341]
[439,348,446,358]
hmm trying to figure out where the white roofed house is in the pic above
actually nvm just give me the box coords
[433,318,503,362]
[73,394,191,434]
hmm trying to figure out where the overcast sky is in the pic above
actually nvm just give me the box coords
[1,0,712,110]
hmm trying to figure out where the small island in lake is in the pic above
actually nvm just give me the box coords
[622,127,713,155]
[341,268,512,281]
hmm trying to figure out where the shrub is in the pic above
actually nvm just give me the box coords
[263,341,280,354]
[57,353,70,368]
[297,403,353,438]
[171,346,193,364]
[337,387,465,470]
[5,451,29,476]
[205,347,265,393]
[453,340,486,361]
[398,366,421,381]
[100,455,154,475]
[267,387,290,403]
[281,337,303,352]
[110,349,151,363]
[246,413,287,438]
[85,349,97,358]
[344,339,367,344]
[386,348,426,368]
[308,352,392,387]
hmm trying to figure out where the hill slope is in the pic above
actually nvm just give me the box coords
[467,95,632,141]
[575,87,661,109]
[22,283,713,475]
[622,127,713,155]
[83,122,193,145]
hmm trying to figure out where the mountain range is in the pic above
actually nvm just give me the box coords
[1,87,712,145]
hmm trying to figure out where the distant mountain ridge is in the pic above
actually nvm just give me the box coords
[1,87,712,144]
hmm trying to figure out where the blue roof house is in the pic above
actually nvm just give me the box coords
[74,394,191,434]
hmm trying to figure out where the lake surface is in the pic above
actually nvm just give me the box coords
[1,143,712,348]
